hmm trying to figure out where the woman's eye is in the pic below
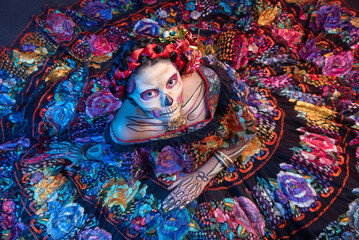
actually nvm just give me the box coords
[141,90,158,100]
[167,78,177,88]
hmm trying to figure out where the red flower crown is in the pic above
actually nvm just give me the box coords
[109,20,202,99]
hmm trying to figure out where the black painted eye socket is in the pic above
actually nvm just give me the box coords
[140,89,159,100]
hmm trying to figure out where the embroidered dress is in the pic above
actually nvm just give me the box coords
[0,0,359,239]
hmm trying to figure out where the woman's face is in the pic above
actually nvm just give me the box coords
[128,60,183,122]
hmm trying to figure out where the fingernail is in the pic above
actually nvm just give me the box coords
[162,203,167,209]
[179,205,185,209]
[168,206,174,211]
[169,199,174,204]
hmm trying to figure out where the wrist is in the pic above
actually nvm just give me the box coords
[214,150,234,168]
[81,143,98,160]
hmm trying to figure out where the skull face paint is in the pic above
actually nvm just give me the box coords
[128,60,183,122]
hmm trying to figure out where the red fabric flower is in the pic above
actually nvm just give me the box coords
[89,35,114,56]
[46,13,75,43]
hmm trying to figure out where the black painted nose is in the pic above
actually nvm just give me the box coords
[164,95,173,106]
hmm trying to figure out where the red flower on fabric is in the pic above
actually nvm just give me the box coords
[130,217,146,232]
[85,90,122,119]
[143,0,157,5]
[46,13,75,43]
[300,132,337,152]
[89,35,114,56]
[322,51,354,77]
[272,28,303,52]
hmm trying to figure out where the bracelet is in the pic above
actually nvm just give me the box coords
[214,150,234,168]
[80,143,97,161]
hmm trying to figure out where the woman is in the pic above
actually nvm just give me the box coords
[1,0,358,239]
[49,28,257,226]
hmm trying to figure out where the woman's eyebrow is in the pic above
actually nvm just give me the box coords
[167,73,178,81]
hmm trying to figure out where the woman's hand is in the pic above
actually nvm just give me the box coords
[162,155,224,211]
[162,170,213,211]
[47,142,83,164]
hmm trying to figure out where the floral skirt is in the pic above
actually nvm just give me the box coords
[1,0,359,239]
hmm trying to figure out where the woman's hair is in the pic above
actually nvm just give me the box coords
[107,37,188,99]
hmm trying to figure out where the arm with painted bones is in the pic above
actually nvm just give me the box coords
[162,141,251,211]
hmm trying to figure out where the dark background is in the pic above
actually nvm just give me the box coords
[0,0,358,47]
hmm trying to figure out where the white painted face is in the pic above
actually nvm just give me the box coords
[128,60,183,122]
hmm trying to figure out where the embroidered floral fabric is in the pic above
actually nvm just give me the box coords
[0,0,358,239]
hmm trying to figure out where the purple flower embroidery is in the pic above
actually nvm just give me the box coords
[236,197,265,237]
[131,147,154,179]
[277,171,317,208]
[2,199,15,214]
[79,227,112,240]
[82,2,112,22]
[156,146,185,175]
[298,38,322,61]
[0,213,17,229]
[316,5,342,31]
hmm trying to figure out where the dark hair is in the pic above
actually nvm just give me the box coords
[107,37,188,99]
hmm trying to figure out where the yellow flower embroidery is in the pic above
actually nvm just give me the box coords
[101,178,141,211]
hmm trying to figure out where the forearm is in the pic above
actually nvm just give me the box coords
[198,155,225,178]
[199,141,250,176]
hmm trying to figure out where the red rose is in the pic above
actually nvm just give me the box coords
[85,90,122,119]
[89,35,114,56]
[300,132,337,152]
[143,0,157,5]
[322,51,354,77]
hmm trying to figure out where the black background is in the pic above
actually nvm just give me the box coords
[0,0,358,47]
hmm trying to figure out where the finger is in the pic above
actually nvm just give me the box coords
[68,153,81,158]
[167,179,183,190]
[162,196,175,210]
[195,186,202,196]
[46,149,63,154]
[168,199,182,211]
[50,142,70,148]
[49,153,65,159]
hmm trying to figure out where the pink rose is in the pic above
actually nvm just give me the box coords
[143,0,157,5]
[322,51,354,77]
[272,28,303,52]
[213,208,228,223]
[156,146,185,175]
[302,150,335,166]
[46,13,75,43]
[2,199,15,214]
[85,90,122,119]
[234,197,265,237]
[300,132,337,152]
[89,35,114,56]
[130,217,146,232]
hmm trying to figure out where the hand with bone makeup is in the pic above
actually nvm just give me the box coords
[161,155,222,211]
[162,142,251,211]
[46,142,103,165]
